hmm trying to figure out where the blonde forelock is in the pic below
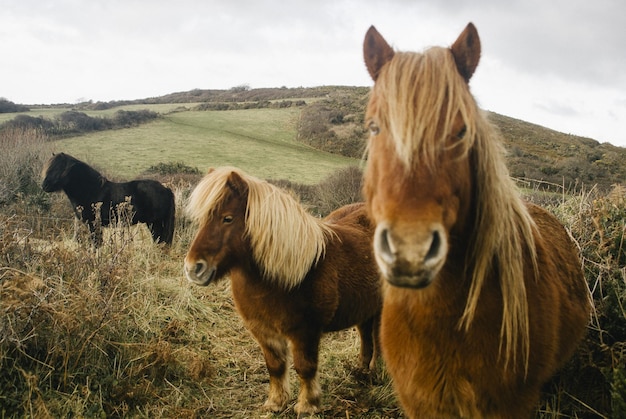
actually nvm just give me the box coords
[371,47,479,170]
[186,166,333,290]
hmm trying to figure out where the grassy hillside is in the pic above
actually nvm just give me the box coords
[289,87,626,191]
[3,85,624,190]
[490,112,626,191]
[53,107,359,184]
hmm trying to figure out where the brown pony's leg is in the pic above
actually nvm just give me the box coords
[257,336,290,412]
[357,316,379,370]
[290,332,322,416]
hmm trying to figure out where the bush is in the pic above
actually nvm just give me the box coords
[112,109,159,128]
[0,98,29,113]
[145,162,201,176]
[314,166,364,216]
[57,110,111,132]
[1,115,57,134]
[296,96,369,159]
[0,110,160,139]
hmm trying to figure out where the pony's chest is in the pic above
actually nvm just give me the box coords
[229,273,308,329]
[381,289,505,414]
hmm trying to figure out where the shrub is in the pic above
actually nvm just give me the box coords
[296,96,369,159]
[314,166,364,216]
[0,98,29,113]
[57,110,111,132]
[144,162,201,176]
[1,115,56,134]
[0,217,214,417]
[112,109,159,128]
[0,110,159,139]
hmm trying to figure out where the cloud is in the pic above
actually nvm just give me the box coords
[1,0,624,146]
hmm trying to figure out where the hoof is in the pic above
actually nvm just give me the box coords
[262,399,286,413]
[295,401,320,418]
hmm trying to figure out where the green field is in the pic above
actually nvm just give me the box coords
[44,106,360,183]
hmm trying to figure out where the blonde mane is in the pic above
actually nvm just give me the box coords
[371,48,539,369]
[186,167,333,290]
[370,47,478,170]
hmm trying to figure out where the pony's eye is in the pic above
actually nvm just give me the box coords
[223,215,233,224]
[456,125,467,139]
[368,121,380,136]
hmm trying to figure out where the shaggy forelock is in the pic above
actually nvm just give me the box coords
[186,167,334,290]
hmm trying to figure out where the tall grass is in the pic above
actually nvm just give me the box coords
[0,187,400,418]
[0,128,51,206]
[547,186,626,418]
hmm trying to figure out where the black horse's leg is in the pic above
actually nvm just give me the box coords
[147,221,167,244]
[146,222,159,243]
[255,334,290,412]
[290,330,322,416]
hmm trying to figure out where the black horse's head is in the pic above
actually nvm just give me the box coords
[41,153,74,192]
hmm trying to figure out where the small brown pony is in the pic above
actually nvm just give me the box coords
[362,24,591,418]
[184,167,381,416]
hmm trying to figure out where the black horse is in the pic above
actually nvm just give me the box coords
[41,153,175,246]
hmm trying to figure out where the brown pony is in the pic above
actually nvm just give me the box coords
[362,23,591,418]
[183,167,381,416]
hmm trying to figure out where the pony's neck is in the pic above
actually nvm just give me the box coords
[230,262,275,292]
[63,164,107,198]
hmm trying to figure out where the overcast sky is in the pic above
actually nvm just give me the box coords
[1,0,625,147]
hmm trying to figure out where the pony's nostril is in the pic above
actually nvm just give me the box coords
[184,258,208,282]
[377,227,396,265]
[187,260,207,278]
[425,230,441,261]
[194,260,207,276]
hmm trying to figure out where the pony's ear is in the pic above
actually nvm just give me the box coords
[226,171,249,198]
[363,25,395,81]
[450,22,481,83]
[207,168,215,174]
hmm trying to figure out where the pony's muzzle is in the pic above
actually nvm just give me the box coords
[41,179,54,192]
[373,222,447,288]
[184,258,216,286]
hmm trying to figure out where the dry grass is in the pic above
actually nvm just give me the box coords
[538,186,626,418]
[0,144,623,417]
[0,186,402,418]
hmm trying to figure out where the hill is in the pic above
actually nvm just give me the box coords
[112,85,625,191]
[3,86,624,191]
[490,112,626,191]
